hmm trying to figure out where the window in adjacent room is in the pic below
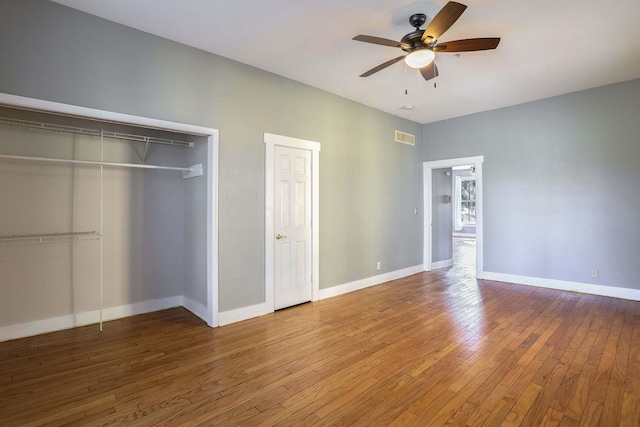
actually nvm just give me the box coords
[454,175,476,230]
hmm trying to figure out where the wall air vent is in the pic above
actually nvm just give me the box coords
[395,130,415,146]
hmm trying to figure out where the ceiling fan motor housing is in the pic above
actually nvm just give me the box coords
[353,2,500,81]
[401,14,434,52]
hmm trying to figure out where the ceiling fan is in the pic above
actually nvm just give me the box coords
[353,1,500,81]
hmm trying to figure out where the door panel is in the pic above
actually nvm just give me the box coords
[274,146,312,309]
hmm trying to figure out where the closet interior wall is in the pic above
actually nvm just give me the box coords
[0,106,209,329]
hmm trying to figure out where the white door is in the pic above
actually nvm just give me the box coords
[274,145,312,310]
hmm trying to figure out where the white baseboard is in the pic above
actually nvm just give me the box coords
[318,264,424,300]
[0,296,183,343]
[218,265,424,325]
[431,259,454,269]
[218,302,272,326]
[483,272,640,301]
[182,296,208,323]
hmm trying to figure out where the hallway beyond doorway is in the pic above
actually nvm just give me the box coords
[451,236,476,279]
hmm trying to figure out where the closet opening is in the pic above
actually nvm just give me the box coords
[0,94,219,341]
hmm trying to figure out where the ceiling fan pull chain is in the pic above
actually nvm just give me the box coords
[404,63,408,95]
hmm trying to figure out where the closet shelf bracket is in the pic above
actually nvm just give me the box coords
[183,163,203,180]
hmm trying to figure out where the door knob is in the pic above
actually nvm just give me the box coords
[275,234,287,240]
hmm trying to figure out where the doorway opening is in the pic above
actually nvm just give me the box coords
[451,164,476,276]
[423,156,484,279]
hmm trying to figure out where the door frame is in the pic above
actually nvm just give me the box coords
[423,156,484,279]
[264,133,321,310]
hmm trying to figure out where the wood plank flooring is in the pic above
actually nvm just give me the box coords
[1,269,640,425]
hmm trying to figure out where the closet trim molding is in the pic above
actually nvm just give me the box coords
[0,92,220,328]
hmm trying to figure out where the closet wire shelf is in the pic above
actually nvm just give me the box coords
[0,116,194,147]
[0,116,203,179]
[0,231,102,245]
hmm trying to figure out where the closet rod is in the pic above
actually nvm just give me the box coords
[0,231,101,243]
[0,154,193,172]
[0,116,193,148]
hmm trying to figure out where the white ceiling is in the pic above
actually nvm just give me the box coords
[51,0,640,124]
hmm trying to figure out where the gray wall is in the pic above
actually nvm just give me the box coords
[0,0,424,314]
[424,78,640,289]
[431,168,453,263]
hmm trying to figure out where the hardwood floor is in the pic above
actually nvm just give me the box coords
[1,267,639,425]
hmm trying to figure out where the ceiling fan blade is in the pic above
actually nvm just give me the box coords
[421,1,467,43]
[360,55,405,77]
[353,35,401,48]
[434,38,500,52]
[420,61,439,81]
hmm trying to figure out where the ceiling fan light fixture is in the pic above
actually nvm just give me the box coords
[404,49,435,69]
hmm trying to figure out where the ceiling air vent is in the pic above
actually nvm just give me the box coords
[395,130,415,146]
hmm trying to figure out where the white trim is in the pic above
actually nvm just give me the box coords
[453,232,476,238]
[218,264,423,326]
[0,93,214,136]
[423,156,483,169]
[265,138,276,311]
[182,296,209,323]
[318,265,424,300]
[218,302,272,326]
[265,133,321,152]
[424,156,484,279]
[483,272,640,301]
[0,296,183,342]
[207,131,220,327]
[264,133,321,313]
[431,259,454,269]
[0,92,220,328]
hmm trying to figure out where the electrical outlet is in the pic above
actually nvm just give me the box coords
[376,261,381,270]
[591,269,598,278]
